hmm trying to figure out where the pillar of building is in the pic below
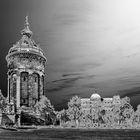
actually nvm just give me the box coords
[39,74,44,99]
[16,73,20,109]
[28,72,33,107]
[7,75,10,103]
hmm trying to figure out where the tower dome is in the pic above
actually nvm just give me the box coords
[90,93,101,100]
[6,16,46,65]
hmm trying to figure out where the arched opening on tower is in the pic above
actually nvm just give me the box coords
[32,73,39,105]
[42,75,44,96]
[20,72,29,107]
[9,73,17,101]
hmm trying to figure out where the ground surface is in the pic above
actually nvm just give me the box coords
[0,128,140,140]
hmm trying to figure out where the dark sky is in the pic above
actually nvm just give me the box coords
[1,0,140,110]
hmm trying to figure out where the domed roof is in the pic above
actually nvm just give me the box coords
[6,16,46,61]
[90,93,101,99]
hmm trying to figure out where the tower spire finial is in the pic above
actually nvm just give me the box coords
[25,15,29,27]
[21,16,33,37]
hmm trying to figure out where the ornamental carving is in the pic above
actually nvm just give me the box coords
[7,55,45,71]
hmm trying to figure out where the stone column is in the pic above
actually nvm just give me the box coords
[7,75,10,103]
[28,73,33,107]
[39,75,42,99]
[16,72,21,126]
[16,73,20,109]
[42,75,45,96]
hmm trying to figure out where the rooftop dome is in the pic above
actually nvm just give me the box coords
[6,16,46,61]
[90,93,101,100]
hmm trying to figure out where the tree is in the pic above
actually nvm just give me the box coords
[99,109,106,124]
[122,107,134,127]
[112,105,121,126]
[67,96,82,127]
[34,95,55,125]
[0,90,7,112]
[57,109,69,126]
[133,104,140,127]
[103,110,114,127]
[91,108,99,124]
[90,101,102,127]
[119,97,133,126]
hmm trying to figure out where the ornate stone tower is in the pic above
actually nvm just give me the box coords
[6,16,46,112]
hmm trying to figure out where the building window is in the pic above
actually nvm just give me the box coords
[21,72,28,82]
[22,99,27,104]
[35,77,37,82]
[24,40,28,44]
[23,77,26,81]
[23,99,25,103]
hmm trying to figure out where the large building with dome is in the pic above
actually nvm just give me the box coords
[5,16,46,125]
[81,93,121,114]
